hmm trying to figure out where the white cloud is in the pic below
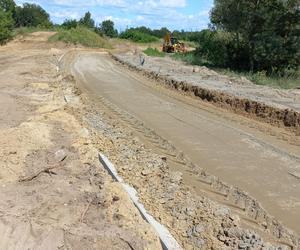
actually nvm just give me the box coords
[159,0,186,8]
[15,0,211,31]
[53,0,125,7]
[50,9,80,19]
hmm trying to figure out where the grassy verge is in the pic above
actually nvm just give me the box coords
[13,26,58,36]
[172,52,204,65]
[218,69,300,89]
[143,48,165,57]
[172,52,300,89]
[48,26,112,48]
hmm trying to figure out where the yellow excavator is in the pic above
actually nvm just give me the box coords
[162,33,186,53]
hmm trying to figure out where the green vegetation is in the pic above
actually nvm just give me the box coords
[209,0,299,75]
[120,27,203,43]
[119,29,159,43]
[120,26,169,39]
[14,3,51,28]
[172,52,201,65]
[222,70,300,90]
[143,48,165,57]
[0,0,15,13]
[96,20,118,38]
[55,14,118,47]
[0,9,14,45]
[13,26,59,36]
[0,0,53,45]
[173,52,300,89]
[78,11,94,29]
[171,0,300,89]
[48,26,111,48]
[0,0,15,44]
[61,19,77,30]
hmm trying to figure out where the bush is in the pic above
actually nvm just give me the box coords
[0,10,14,45]
[195,30,230,67]
[61,19,77,30]
[120,29,158,43]
[143,48,165,57]
[172,51,206,65]
[187,29,250,70]
[211,0,300,75]
[48,26,111,48]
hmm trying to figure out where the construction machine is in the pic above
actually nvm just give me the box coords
[162,33,186,53]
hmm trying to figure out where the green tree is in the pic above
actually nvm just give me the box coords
[0,0,15,13]
[62,19,77,29]
[152,27,170,38]
[99,20,118,37]
[0,9,14,45]
[210,0,300,74]
[14,3,51,27]
[79,12,95,29]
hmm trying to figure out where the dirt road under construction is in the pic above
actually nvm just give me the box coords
[1,33,299,249]
[68,51,300,235]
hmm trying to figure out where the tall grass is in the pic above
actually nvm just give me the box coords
[221,69,300,89]
[48,26,112,48]
[143,48,165,57]
[13,26,59,36]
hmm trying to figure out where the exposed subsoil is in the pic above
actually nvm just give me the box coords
[112,52,300,135]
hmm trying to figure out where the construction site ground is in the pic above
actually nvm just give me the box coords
[0,32,299,249]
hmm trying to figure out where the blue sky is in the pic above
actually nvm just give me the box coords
[15,0,214,31]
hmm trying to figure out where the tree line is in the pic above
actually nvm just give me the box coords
[200,0,300,75]
[61,12,119,38]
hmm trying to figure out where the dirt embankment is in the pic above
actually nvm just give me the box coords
[0,33,161,249]
[111,53,300,135]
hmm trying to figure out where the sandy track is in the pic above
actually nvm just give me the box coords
[66,51,300,240]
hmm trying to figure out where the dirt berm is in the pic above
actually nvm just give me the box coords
[111,53,300,135]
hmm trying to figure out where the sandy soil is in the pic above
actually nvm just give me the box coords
[0,33,161,250]
[60,50,300,248]
[0,32,299,250]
